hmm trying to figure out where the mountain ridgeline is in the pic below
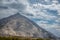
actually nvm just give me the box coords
[0,13,59,40]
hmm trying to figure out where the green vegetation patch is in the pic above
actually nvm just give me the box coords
[0,36,51,40]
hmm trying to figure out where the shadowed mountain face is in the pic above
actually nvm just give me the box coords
[0,13,50,38]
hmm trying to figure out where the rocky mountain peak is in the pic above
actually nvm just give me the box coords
[0,13,55,38]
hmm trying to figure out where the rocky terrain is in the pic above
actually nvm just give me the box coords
[0,12,60,40]
[0,13,47,38]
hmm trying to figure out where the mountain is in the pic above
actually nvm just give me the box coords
[0,13,56,39]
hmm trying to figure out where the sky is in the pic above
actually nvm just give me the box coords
[0,0,60,37]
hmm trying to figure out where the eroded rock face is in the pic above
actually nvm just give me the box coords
[0,13,48,38]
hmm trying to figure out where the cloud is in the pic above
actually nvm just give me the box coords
[0,0,28,19]
[24,0,60,35]
[0,8,18,19]
[55,18,60,23]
